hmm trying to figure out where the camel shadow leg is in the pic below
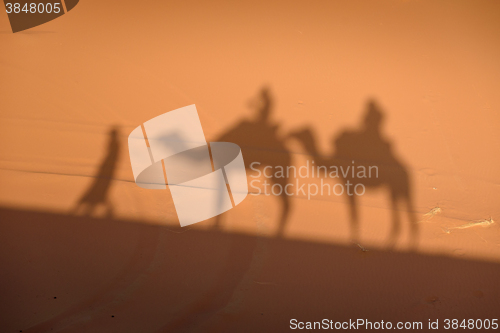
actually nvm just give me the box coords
[406,198,419,251]
[387,193,401,249]
[348,194,359,244]
[275,190,290,238]
[273,176,291,238]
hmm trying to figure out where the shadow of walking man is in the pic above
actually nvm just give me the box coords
[71,126,120,218]
[291,100,418,250]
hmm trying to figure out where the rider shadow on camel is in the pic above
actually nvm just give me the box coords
[290,100,418,250]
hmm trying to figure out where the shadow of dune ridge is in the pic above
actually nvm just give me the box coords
[0,207,499,333]
[290,99,418,249]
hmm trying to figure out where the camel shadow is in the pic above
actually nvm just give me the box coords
[290,99,418,250]
[213,87,292,236]
[133,87,292,235]
[70,126,120,218]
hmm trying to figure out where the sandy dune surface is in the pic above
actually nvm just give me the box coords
[0,0,499,332]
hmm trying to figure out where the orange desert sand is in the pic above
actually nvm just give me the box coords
[0,1,499,332]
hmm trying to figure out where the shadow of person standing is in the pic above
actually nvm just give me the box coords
[71,126,120,218]
[213,87,292,236]
[290,100,418,250]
